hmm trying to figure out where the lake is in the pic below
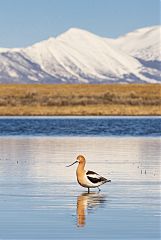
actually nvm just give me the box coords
[0,117,160,240]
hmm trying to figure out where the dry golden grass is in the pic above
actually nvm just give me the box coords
[0,84,160,116]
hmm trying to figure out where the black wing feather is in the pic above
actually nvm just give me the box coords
[87,176,107,184]
[86,170,98,175]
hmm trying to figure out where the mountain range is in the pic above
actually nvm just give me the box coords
[0,25,160,83]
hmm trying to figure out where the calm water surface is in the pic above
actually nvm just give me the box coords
[0,117,160,240]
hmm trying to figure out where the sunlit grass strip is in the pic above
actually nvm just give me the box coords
[0,84,160,116]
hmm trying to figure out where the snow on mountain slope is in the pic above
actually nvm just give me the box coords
[0,26,160,83]
[0,48,20,53]
[0,51,62,83]
[110,26,161,82]
[23,28,147,83]
[0,48,10,53]
[112,26,161,61]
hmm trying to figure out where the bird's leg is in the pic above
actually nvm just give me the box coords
[97,187,101,192]
[88,188,90,193]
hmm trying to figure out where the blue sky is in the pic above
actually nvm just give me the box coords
[0,0,160,47]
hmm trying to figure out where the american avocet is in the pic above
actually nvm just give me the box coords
[66,155,111,193]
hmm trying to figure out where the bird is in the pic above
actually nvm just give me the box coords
[66,155,111,193]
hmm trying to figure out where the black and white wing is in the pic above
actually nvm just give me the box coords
[86,170,108,184]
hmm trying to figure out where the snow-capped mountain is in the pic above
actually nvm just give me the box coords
[110,26,161,82]
[112,26,160,61]
[0,25,160,83]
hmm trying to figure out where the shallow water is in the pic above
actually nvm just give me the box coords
[0,136,160,240]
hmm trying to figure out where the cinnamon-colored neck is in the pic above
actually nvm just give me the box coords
[77,162,85,174]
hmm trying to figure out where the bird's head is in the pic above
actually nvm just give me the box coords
[66,155,86,167]
[77,155,85,163]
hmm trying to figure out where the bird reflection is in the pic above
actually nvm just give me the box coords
[77,192,106,227]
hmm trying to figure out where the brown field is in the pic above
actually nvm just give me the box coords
[0,84,160,116]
